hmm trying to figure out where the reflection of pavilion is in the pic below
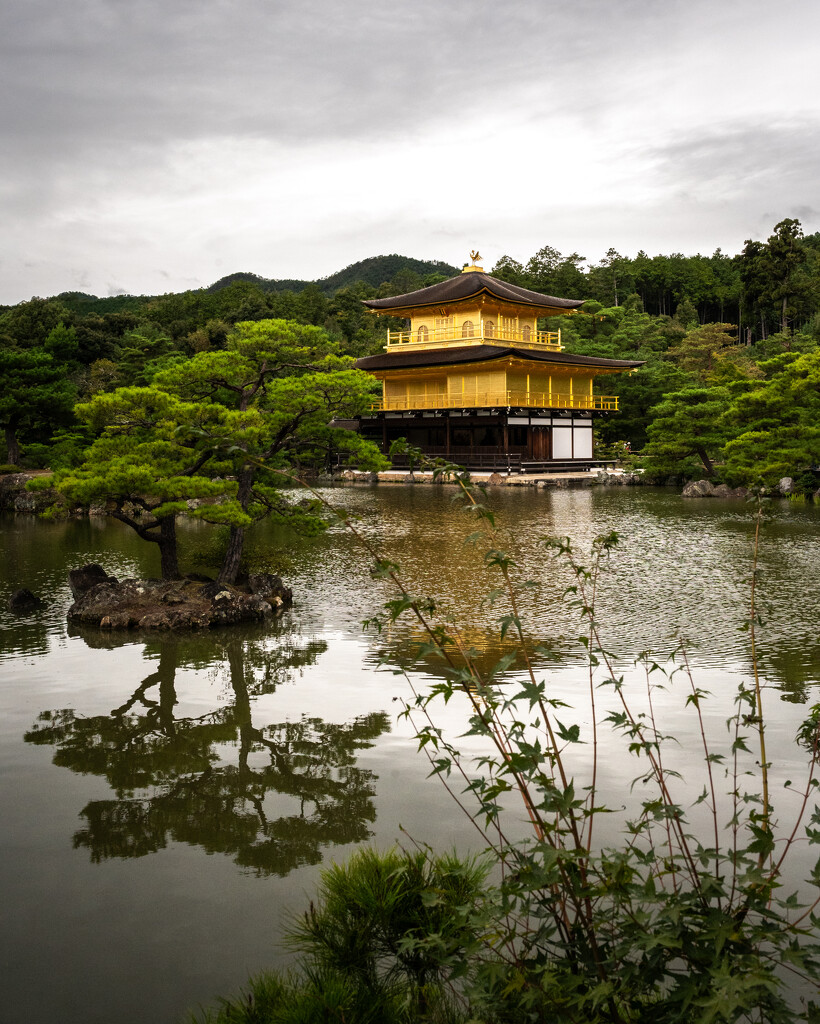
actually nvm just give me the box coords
[353,256,643,472]
[26,630,390,876]
[369,622,569,686]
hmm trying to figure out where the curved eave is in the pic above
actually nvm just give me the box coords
[355,346,645,373]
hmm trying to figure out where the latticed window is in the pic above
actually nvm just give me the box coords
[462,320,475,337]
[502,317,516,336]
[484,320,495,337]
[435,317,454,335]
[417,325,428,343]
[522,324,531,341]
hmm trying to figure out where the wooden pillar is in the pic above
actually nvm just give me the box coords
[381,416,387,453]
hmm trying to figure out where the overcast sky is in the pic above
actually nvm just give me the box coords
[1,0,819,304]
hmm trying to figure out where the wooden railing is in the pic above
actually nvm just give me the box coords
[370,391,618,412]
[386,326,562,352]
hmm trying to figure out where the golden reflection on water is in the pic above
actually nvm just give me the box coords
[304,485,820,694]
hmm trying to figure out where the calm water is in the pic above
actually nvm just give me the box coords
[2,486,819,1023]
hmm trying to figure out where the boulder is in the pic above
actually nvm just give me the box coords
[486,473,506,486]
[247,573,293,609]
[682,479,715,498]
[712,483,750,499]
[8,588,42,612]
[69,563,118,600]
[778,477,794,495]
[0,472,62,513]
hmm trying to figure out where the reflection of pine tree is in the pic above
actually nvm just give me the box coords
[25,633,390,876]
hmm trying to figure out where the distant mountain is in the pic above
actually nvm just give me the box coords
[204,271,307,294]
[206,255,460,296]
[318,254,460,292]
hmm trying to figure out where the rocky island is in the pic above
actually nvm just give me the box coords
[67,564,292,630]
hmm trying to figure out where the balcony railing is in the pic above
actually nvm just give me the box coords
[369,391,618,412]
[385,326,562,352]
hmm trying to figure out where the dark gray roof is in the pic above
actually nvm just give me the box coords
[361,271,584,312]
[355,346,644,372]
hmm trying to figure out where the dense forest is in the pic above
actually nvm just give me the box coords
[1,222,819,494]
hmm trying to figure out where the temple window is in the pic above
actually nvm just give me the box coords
[462,320,475,338]
[484,320,495,337]
[417,325,428,343]
[522,324,531,341]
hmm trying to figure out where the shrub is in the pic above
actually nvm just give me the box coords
[191,848,484,1024]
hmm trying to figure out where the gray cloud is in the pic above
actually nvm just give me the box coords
[2,0,820,301]
[1,0,566,150]
[643,120,820,241]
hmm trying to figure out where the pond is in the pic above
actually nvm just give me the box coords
[2,485,819,1023]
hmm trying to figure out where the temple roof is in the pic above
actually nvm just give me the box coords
[361,271,585,313]
[355,346,644,372]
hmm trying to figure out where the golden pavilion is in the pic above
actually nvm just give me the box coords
[354,255,642,471]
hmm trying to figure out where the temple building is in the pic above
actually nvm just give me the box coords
[353,256,643,472]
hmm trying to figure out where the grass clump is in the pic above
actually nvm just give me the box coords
[191,848,485,1024]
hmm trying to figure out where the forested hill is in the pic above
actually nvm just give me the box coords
[2,218,819,492]
[206,255,460,296]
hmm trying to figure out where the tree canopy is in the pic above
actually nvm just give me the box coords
[37,319,386,579]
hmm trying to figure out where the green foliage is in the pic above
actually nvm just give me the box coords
[43,322,80,365]
[199,477,820,1022]
[192,848,485,1024]
[19,426,95,470]
[0,296,70,347]
[295,848,487,989]
[114,324,176,385]
[0,347,77,464]
[36,386,236,577]
[596,359,695,450]
[741,219,809,335]
[666,322,739,381]
[673,294,699,329]
[38,319,387,579]
[723,350,820,488]
[373,479,820,1020]
[641,386,733,477]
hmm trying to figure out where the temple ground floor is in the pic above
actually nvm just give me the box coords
[352,408,611,473]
